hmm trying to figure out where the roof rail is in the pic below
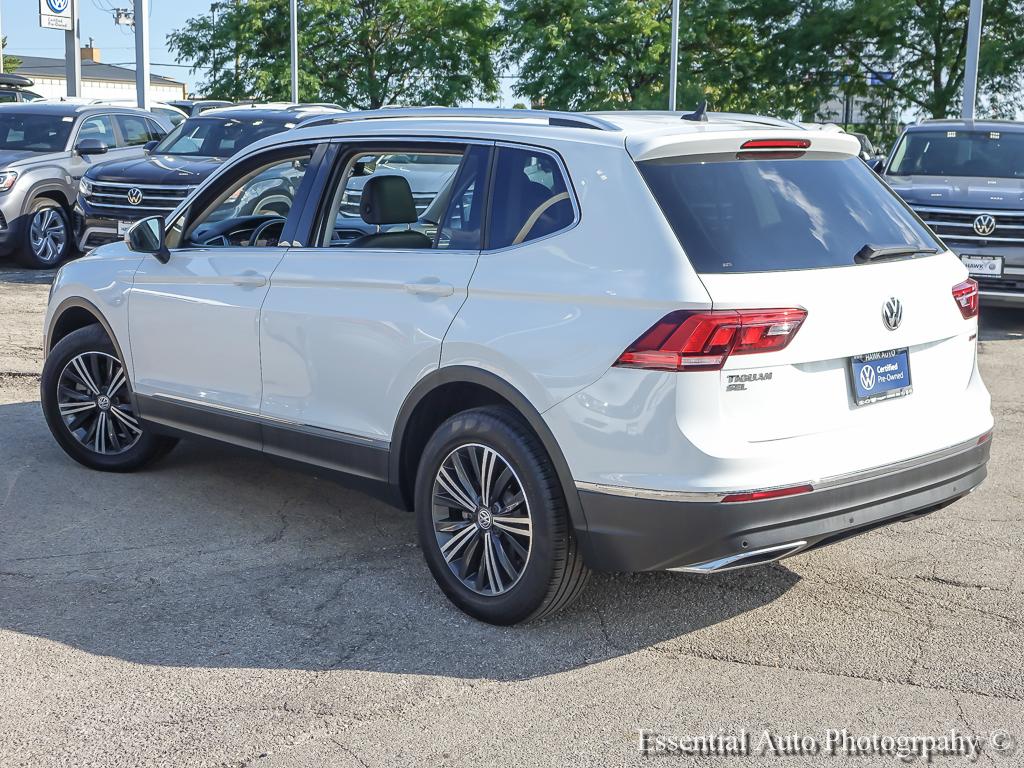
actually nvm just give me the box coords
[297,107,621,132]
[586,109,804,130]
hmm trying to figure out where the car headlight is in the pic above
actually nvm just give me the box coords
[0,171,18,193]
[79,177,93,197]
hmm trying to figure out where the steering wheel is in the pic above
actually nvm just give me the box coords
[250,216,287,247]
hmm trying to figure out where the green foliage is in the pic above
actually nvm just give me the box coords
[168,0,501,108]
[2,37,19,74]
[503,0,1024,129]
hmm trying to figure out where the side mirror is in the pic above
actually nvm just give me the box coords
[867,157,886,174]
[75,138,109,156]
[143,140,159,153]
[126,216,170,263]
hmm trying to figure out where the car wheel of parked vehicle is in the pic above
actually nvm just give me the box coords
[415,406,590,625]
[41,325,177,472]
[19,198,71,269]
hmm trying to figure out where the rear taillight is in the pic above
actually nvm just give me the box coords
[953,278,979,319]
[614,309,807,372]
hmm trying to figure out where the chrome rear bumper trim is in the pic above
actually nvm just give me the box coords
[575,432,991,503]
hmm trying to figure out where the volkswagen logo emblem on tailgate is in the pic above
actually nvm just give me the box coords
[882,297,903,331]
[126,187,144,206]
[973,213,996,236]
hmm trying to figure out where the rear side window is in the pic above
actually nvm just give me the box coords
[639,154,941,273]
[117,114,164,146]
[487,146,575,249]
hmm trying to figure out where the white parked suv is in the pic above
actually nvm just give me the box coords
[41,108,994,624]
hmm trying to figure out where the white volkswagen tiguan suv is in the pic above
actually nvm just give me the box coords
[40,108,994,624]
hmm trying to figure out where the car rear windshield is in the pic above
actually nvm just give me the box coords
[639,153,940,273]
[0,113,73,152]
[154,116,291,158]
[889,128,1024,178]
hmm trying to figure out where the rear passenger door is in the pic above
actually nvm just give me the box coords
[258,141,491,472]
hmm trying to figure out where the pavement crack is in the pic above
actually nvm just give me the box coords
[330,737,371,767]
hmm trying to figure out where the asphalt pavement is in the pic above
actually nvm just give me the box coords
[0,265,1021,767]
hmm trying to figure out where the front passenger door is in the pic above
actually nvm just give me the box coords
[129,144,320,440]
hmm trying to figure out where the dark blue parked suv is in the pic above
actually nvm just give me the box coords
[882,119,1024,308]
[74,105,339,249]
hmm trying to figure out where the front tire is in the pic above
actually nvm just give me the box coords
[17,198,72,269]
[41,325,177,472]
[415,406,590,624]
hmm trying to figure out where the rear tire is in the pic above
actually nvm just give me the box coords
[17,198,72,269]
[415,406,590,624]
[41,324,177,472]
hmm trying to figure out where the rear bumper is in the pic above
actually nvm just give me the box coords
[573,434,992,572]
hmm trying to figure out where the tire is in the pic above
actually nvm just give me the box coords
[41,324,177,472]
[415,406,590,624]
[17,198,72,269]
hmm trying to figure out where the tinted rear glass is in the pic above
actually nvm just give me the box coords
[639,154,940,273]
[154,116,291,158]
[889,129,1024,178]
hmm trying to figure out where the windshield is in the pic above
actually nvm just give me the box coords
[639,154,940,273]
[0,112,74,152]
[153,116,291,158]
[889,129,1024,178]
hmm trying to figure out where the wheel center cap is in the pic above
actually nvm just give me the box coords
[477,508,493,530]
[96,395,111,411]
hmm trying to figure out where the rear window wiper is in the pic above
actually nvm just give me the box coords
[854,244,938,263]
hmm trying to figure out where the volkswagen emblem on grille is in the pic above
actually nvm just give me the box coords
[126,187,144,206]
[882,297,903,331]
[973,213,996,237]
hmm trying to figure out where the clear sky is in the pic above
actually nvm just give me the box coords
[3,0,518,104]
[4,0,212,92]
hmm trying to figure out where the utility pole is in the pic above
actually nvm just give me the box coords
[65,0,81,97]
[1,0,5,75]
[962,0,983,119]
[668,0,679,110]
[289,0,298,103]
[134,0,150,108]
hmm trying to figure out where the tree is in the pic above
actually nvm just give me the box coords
[501,0,834,114]
[169,0,501,109]
[771,0,1024,120]
[2,36,20,74]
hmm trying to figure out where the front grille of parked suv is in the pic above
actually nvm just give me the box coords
[84,181,197,218]
[912,205,1024,245]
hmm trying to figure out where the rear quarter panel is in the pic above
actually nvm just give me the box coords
[441,139,711,413]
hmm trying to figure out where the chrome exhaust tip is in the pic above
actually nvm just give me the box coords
[669,540,808,574]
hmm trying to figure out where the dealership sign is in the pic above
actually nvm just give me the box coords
[39,0,73,31]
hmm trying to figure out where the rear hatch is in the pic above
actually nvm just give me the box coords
[629,130,986,466]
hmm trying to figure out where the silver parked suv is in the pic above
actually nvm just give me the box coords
[0,102,169,268]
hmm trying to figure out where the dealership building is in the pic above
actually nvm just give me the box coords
[11,47,186,102]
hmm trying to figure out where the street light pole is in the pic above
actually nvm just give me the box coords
[65,0,81,97]
[134,0,150,108]
[962,0,984,119]
[289,0,298,103]
[668,0,680,110]
[1,0,5,75]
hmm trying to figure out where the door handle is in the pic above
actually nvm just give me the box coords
[231,271,267,288]
[404,280,454,297]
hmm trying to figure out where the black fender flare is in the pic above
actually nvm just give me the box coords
[389,365,589,535]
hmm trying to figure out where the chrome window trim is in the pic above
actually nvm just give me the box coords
[575,433,990,502]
